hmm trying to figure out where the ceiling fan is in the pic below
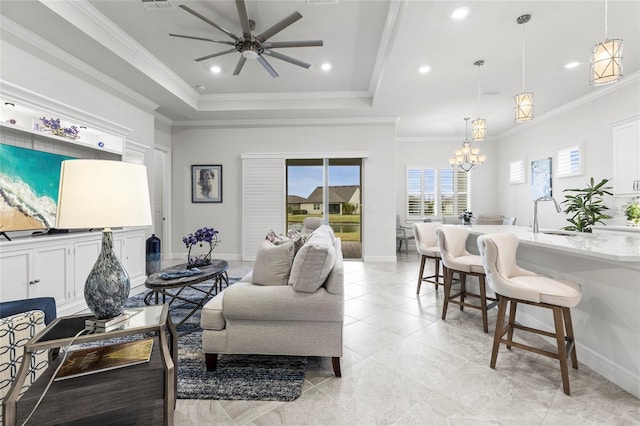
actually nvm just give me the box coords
[169,0,323,78]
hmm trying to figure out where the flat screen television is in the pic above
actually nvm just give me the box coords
[0,143,75,233]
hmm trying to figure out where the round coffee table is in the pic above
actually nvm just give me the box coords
[144,259,229,327]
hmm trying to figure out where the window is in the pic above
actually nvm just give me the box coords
[557,143,583,178]
[510,159,526,184]
[406,167,470,220]
[313,203,321,210]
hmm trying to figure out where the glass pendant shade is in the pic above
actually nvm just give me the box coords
[590,38,623,86]
[472,118,486,141]
[514,91,534,122]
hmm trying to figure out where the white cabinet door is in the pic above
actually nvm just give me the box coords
[74,239,101,298]
[121,231,146,286]
[33,244,72,303]
[0,249,31,302]
[612,120,640,195]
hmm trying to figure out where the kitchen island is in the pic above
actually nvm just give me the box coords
[463,225,640,398]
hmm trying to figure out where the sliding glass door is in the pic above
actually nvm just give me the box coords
[286,158,362,259]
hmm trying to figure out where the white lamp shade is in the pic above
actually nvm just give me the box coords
[56,160,152,229]
[514,91,534,122]
[472,118,486,141]
[590,39,623,86]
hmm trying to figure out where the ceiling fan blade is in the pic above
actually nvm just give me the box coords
[262,50,311,69]
[169,33,235,45]
[233,56,247,75]
[257,55,279,78]
[235,0,252,40]
[179,4,240,42]
[194,48,237,62]
[263,40,323,48]
[256,11,302,43]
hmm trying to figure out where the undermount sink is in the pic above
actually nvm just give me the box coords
[541,230,575,236]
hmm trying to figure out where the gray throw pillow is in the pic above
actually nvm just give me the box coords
[252,240,294,286]
[288,230,336,293]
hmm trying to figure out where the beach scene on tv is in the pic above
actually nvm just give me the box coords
[0,144,74,232]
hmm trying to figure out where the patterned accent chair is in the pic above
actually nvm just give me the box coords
[0,297,56,424]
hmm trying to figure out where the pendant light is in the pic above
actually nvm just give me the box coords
[514,14,533,123]
[472,60,486,141]
[449,118,486,173]
[590,0,623,85]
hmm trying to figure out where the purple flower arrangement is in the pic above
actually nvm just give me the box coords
[183,226,219,268]
[39,117,80,139]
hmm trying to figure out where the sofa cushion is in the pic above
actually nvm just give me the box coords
[252,240,294,286]
[288,226,336,293]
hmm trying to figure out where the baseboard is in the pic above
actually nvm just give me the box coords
[517,310,640,399]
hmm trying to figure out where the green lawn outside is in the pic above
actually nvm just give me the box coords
[288,214,361,241]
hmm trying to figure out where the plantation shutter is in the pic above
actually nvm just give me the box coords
[510,160,525,184]
[242,157,285,261]
[455,169,470,214]
[557,145,582,178]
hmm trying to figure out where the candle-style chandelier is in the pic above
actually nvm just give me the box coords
[449,117,486,173]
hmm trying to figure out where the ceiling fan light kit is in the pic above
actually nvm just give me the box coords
[170,1,323,78]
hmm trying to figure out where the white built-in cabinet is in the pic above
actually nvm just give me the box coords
[612,118,640,196]
[0,228,147,316]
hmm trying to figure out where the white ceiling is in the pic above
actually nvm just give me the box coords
[1,0,639,139]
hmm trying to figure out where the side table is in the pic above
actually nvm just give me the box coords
[3,304,177,426]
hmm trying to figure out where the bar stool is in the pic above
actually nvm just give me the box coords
[412,223,443,293]
[477,233,582,395]
[435,226,497,333]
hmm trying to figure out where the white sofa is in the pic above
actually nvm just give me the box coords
[200,225,344,376]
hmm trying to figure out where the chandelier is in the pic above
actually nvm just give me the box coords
[590,0,623,85]
[514,14,533,122]
[449,118,486,173]
[472,60,486,141]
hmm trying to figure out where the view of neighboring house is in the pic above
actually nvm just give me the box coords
[288,185,360,215]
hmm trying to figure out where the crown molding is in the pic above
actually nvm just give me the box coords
[0,16,159,112]
[173,116,398,128]
[39,0,198,110]
[198,91,373,112]
[396,136,460,143]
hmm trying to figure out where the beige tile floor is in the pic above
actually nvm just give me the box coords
[174,252,640,425]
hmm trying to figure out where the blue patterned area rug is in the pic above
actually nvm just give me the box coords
[125,280,307,401]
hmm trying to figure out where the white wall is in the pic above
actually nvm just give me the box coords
[495,77,640,230]
[170,122,397,262]
[395,137,499,221]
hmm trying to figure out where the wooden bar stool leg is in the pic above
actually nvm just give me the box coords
[479,274,489,333]
[507,300,517,350]
[553,306,571,395]
[417,255,427,294]
[434,258,440,290]
[563,307,579,369]
[491,296,508,369]
[442,268,453,320]
[459,273,466,311]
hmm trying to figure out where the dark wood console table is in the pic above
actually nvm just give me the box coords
[3,304,176,426]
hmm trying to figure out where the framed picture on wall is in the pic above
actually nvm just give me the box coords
[192,165,222,203]
[531,157,552,200]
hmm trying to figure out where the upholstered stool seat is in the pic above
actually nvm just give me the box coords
[412,223,443,293]
[477,233,582,395]
[435,226,497,333]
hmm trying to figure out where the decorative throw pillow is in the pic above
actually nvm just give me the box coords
[288,230,336,293]
[252,240,294,286]
[287,229,303,255]
[265,229,288,245]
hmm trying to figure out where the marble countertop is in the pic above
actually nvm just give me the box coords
[592,224,640,233]
[466,225,640,263]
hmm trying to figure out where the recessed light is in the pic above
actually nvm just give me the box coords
[210,66,221,74]
[418,65,431,74]
[321,63,332,71]
[451,7,469,20]
[564,61,580,69]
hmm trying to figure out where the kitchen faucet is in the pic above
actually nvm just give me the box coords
[533,196,561,233]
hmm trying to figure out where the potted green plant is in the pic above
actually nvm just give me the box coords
[561,177,613,233]
[624,198,640,227]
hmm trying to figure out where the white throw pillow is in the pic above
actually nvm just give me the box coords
[252,240,294,286]
[288,230,336,293]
